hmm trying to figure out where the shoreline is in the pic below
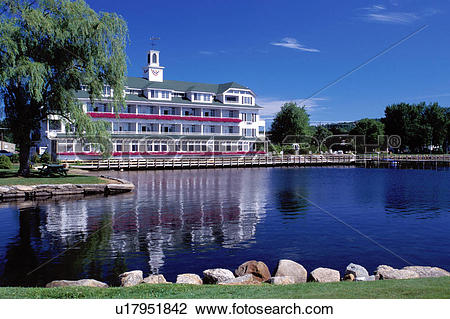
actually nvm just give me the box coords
[0,176,134,202]
[0,277,448,299]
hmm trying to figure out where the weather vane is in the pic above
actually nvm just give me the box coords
[150,36,160,48]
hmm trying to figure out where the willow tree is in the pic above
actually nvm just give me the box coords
[0,0,127,175]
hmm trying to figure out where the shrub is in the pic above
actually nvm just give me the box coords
[0,155,13,169]
[40,152,51,163]
[31,152,40,163]
[10,153,19,163]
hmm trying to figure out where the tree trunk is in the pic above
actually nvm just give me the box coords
[18,140,31,176]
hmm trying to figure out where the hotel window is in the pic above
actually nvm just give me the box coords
[225,95,238,103]
[228,126,234,134]
[203,94,211,102]
[147,141,153,152]
[161,143,167,152]
[115,140,123,152]
[193,93,201,101]
[127,105,136,114]
[243,97,253,104]
[154,143,160,152]
[66,140,74,152]
[161,91,170,99]
[131,141,139,152]
[259,126,265,134]
[204,109,215,117]
[201,142,207,151]
[138,105,152,114]
[150,90,157,98]
[103,85,111,96]
[49,120,62,132]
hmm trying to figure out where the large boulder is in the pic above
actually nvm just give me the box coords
[273,259,307,283]
[310,267,340,283]
[269,276,295,285]
[119,270,144,287]
[46,279,108,288]
[143,274,168,284]
[203,268,235,284]
[374,265,419,280]
[176,274,202,285]
[402,266,450,278]
[219,274,261,285]
[374,265,395,280]
[345,263,369,279]
[235,260,271,282]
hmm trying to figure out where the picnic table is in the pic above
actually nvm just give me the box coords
[38,164,69,176]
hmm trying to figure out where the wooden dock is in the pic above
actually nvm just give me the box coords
[66,154,450,171]
[70,154,355,170]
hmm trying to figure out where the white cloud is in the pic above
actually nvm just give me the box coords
[362,4,386,11]
[359,4,439,24]
[270,38,320,53]
[366,12,419,24]
[199,51,214,55]
[258,97,328,117]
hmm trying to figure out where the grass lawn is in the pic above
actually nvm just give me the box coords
[0,277,449,299]
[0,166,107,185]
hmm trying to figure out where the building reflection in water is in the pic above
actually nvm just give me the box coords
[15,169,269,279]
[130,169,268,274]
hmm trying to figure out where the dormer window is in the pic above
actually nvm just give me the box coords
[193,93,201,101]
[161,91,170,98]
[150,90,170,99]
[225,95,238,103]
[243,96,253,104]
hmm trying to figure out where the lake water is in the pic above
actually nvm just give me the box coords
[0,167,449,286]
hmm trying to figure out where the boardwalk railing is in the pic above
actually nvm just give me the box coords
[355,154,450,163]
[66,154,450,170]
[69,154,356,170]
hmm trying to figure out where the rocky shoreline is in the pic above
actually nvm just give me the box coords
[45,259,450,288]
[0,176,134,202]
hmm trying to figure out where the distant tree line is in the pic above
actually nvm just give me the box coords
[269,102,449,154]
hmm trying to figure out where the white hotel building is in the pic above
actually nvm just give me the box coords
[38,50,266,160]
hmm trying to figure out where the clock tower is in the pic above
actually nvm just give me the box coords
[143,50,164,82]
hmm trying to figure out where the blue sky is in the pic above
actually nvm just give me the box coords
[86,0,450,123]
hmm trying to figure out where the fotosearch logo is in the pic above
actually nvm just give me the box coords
[280,134,402,154]
[387,135,401,148]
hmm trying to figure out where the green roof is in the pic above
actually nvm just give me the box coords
[126,76,251,94]
[74,77,262,108]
